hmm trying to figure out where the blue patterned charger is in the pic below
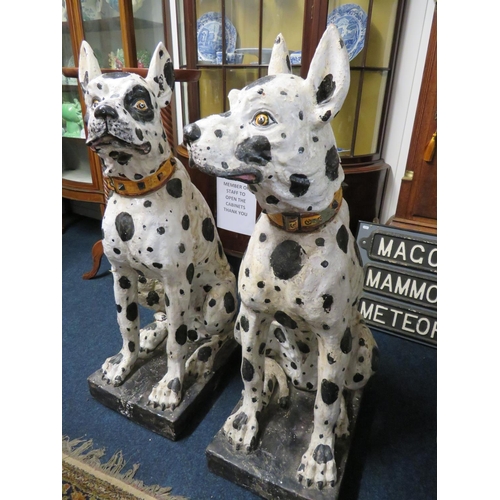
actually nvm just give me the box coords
[327,3,367,61]
[197,12,237,63]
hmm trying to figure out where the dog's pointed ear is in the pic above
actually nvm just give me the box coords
[306,24,350,123]
[79,41,102,93]
[268,34,292,75]
[145,42,175,107]
[228,88,241,108]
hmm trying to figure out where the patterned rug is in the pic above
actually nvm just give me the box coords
[62,436,188,500]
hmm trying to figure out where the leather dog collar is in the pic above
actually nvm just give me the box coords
[105,155,176,196]
[267,188,343,232]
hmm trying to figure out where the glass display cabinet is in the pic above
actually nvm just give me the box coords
[62,0,201,278]
[175,0,406,256]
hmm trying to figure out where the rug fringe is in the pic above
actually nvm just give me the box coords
[62,436,188,500]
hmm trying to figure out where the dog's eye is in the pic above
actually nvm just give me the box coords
[253,112,274,127]
[91,98,100,108]
[134,99,148,111]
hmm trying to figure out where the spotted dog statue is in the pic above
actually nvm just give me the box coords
[78,41,237,410]
[184,25,379,490]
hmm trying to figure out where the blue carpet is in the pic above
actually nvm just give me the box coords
[62,215,437,500]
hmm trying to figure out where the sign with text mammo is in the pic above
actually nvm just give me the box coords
[216,178,257,236]
[356,222,437,347]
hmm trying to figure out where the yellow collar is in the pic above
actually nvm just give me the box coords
[105,155,176,196]
[267,188,343,232]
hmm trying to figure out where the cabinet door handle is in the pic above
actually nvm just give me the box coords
[402,170,414,182]
[423,131,437,162]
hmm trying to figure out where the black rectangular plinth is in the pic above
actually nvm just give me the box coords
[88,339,238,440]
[206,387,363,500]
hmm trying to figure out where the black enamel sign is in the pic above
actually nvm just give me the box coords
[356,222,437,347]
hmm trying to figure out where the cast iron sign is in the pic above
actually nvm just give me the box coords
[356,223,437,347]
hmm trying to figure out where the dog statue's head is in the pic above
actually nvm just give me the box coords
[78,41,174,179]
[184,25,350,214]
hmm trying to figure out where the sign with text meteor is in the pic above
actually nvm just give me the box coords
[356,223,437,347]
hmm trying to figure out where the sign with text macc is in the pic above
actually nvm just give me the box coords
[356,222,437,347]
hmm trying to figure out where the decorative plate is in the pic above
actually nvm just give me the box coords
[197,12,237,63]
[327,3,367,61]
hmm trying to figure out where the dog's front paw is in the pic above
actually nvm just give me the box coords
[101,351,135,386]
[148,375,182,411]
[297,441,337,490]
[222,409,259,453]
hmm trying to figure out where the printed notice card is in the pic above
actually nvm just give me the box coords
[216,178,257,236]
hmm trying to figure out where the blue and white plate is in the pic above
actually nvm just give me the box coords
[197,12,237,63]
[327,4,367,61]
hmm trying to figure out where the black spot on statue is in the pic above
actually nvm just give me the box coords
[164,60,175,90]
[259,342,266,355]
[175,324,188,345]
[240,315,250,332]
[241,358,256,384]
[235,136,272,166]
[202,217,215,241]
[165,293,170,307]
[128,341,136,353]
[224,292,236,313]
[126,302,138,321]
[166,178,183,198]
[270,240,304,279]
[215,129,223,138]
[321,379,339,405]
[340,327,352,354]
[327,353,335,364]
[316,74,336,104]
[136,128,144,141]
[146,291,160,306]
[289,174,310,197]
[167,377,181,393]
[297,340,310,353]
[274,328,286,343]
[336,224,349,253]
[182,214,190,230]
[197,346,212,362]
[232,412,248,430]
[322,294,334,313]
[313,444,334,463]
[188,330,198,341]
[266,195,280,204]
[353,373,364,383]
[115,212,135,241]
[325,146,340,181]
[119,276,131,289]
[274,311,298,329]
[186,263,195,284]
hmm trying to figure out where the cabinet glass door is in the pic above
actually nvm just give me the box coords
[62,3,93,185]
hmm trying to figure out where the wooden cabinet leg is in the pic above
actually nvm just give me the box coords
[82,240,104,280]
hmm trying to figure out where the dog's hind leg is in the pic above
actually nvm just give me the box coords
[262,357,290,408]
[138,312,168,359]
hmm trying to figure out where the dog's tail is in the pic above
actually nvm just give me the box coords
[262,357,290,409]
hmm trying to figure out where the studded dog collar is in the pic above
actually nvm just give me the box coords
[267,188,343,232]
[105,155,176,196]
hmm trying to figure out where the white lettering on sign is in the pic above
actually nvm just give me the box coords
[216,178,257,236]
[359,297,437,342]
[365,267,437,306]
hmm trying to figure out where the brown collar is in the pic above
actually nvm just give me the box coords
[105,155,176,196]
[267,188,343,232]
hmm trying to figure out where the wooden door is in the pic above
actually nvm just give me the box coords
[390,9,437,235]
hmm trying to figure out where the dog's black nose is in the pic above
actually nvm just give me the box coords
[94,104,118,120]
[183,123,201,145]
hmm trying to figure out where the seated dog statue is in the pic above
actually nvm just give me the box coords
[78,40,237,410]
[184,25,379,489]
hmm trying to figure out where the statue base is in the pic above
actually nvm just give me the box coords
[87,339,238,441]
[206,386,363,500]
